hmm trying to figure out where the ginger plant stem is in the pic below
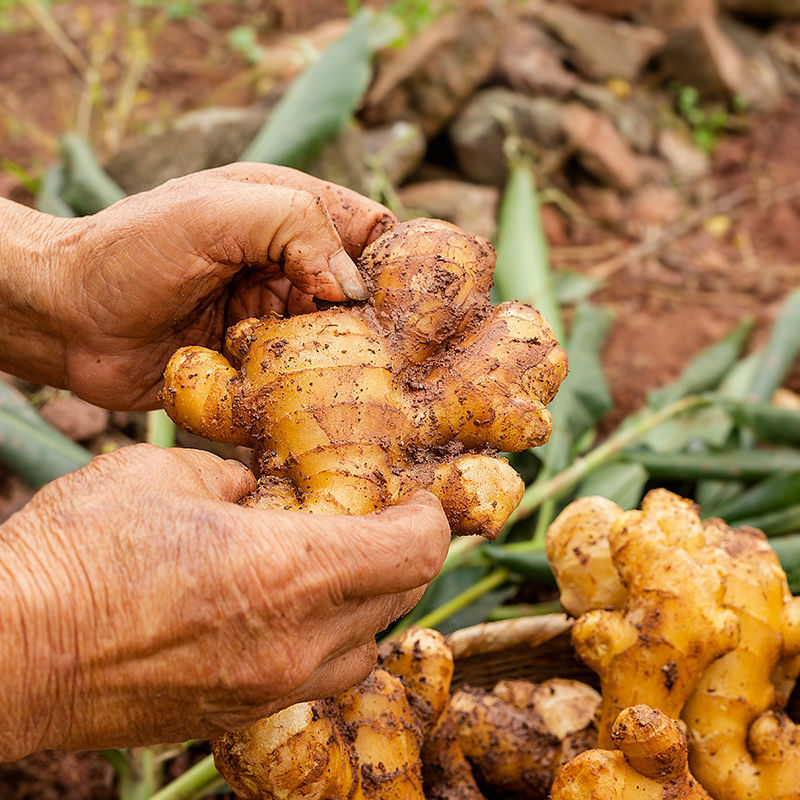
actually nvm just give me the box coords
[148,754,221,800]
[404,394,715,634]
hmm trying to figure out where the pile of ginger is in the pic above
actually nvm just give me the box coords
[162,217,800,798]
[211,490,800,800]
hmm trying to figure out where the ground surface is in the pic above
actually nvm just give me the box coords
[1,0,800,796]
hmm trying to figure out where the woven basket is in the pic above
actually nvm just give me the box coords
[445,614,597,691]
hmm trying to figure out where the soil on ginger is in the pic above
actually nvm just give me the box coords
[1,1,800,797]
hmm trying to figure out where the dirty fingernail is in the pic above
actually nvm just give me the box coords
[329,249,368,300]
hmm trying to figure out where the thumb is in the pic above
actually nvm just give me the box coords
[201,183,369,302]
[171,449,257,503]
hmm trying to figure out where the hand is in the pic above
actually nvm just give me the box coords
[0,444,449,759]
[0,164,395,410]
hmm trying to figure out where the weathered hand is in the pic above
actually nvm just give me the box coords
[67,164,395,409]
[0,164,394,410]
[0,444,449,760]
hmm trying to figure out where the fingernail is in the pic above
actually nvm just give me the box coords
[329,249,368,301]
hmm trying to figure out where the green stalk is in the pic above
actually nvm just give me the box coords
[512,395,714,539]
[629,448,800,481]
[409,569,511,632]
[147,409,176,448]
[488,600,562,621]
[148,754,219,800]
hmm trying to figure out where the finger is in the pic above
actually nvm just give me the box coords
[264,490,451,598]
[319,585,428,663]
[280,639,379,708]
[206,641,378,732]
[286,285,317,316]
[209,162,397,259]
[226,273,292,322]
[197,182,368,302]
[170,448,256,502]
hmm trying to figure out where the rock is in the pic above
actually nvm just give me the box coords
[494,19,580,97]
[361,10,499,138]
[39,394,110,442]
[398,180,499,241]
[626,185,685,234]
[660,16,748,98]
[576,185,625,226]
[105,106,268,195]
[562,102,643,191]
[641,0,717,32]
[719,15,784,110]
[523,1,665,81]
[565,0,647,15]
[657,129,711,183]
[722,0,800,18]
[363,121,426,186]
[302,124,372,195]
[574,84,656,153]
[449,88,565,186]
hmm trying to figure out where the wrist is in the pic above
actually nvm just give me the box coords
[0,199,85,387]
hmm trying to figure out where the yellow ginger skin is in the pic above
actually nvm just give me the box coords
[162,218,567,538]
[552,493,739,747]
[212,626,483,800]
[551,705,713,800]
[683,521,800,800]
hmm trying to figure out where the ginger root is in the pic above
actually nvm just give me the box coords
[162,218,567,537]
[682,521,800,800]
[212,626,483,800]
[548,489,800,799]
[548,491,738,747]
[551,705,712,799]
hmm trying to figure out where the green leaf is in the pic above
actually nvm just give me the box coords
[626,447,800,481]
[0,406,92,486]
[734,505,800,537]
[746,290,800,405]
[553,270,601,305]
[493,159,563,340]
[712,472,800,523]
[647,318,754,409]
[59,133,126,215]
[575,460,648,510]
[726,402,800,445]
[240,14,372,168]
[483,544,555,586]
[36,163,76,217]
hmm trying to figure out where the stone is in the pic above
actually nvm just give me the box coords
[397,180,500,241]
[362,10,499,138]
[626,185,685,234]
[574,84,656,153]
[565,0,647,15]
[723,0,800,18]
[449,88,566,186]
[363,121,426,187]
[39,394,110,442]
[302,124,372,195]
[105,106,268,195]
[660,16,748,99]
[561,102,644,191]
[641,0,717,32]
[523,0,666,81]
[719,15,784,110]
[494,19,580,97]
[657,129,711,183]
[576,185,625,226]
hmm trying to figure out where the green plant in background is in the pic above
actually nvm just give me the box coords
[228,23,265,64]
[672,83,732,154]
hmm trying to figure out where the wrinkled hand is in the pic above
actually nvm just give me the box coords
[0,444,449,760]
[55,164,395,409]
